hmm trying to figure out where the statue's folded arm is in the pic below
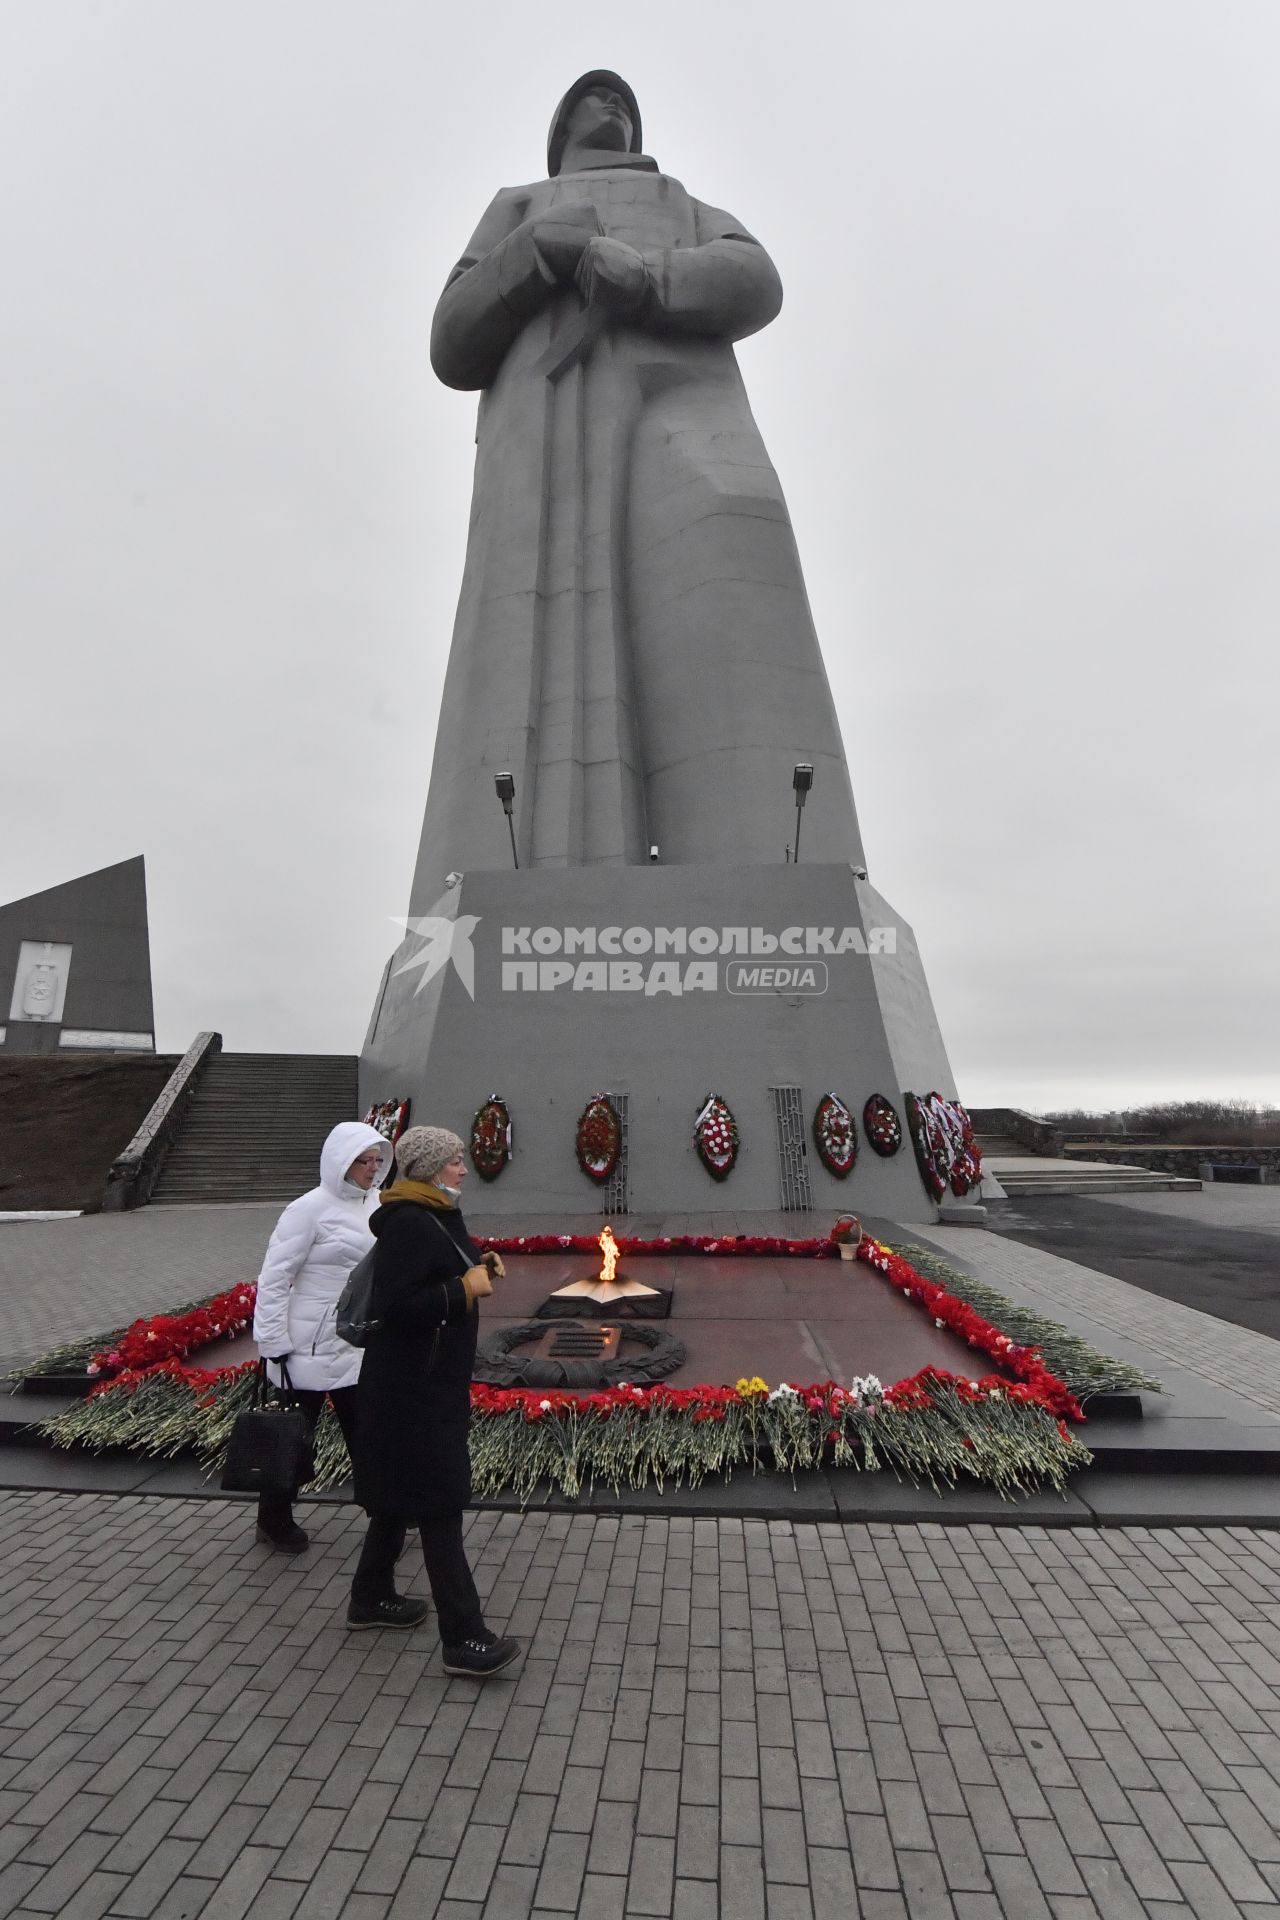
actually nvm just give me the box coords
[431,187,784,390]
[640,228,782,343]
[430,192,554,391]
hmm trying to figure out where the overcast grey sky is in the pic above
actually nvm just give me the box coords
[2,1,1277,1111]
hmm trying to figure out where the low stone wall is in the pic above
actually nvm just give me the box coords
[970,1108,1063,1156]
[1063,1144,1280,1178]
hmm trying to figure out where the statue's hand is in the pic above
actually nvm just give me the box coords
[576,235,651,315]
[530,202,602,284]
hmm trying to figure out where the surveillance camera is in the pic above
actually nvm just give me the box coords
[444,871,464,889]
[649,845,660,863]
[851,865,868,881]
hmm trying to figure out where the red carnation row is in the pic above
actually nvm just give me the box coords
[79,1228,1082,1427]
[86,1356,1077,1439]
[855,1238,1083,1421]
[88,1284,257,1379]
[469,1365,1075,1426]
[478,1230,840,1258]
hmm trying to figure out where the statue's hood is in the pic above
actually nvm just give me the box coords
[547,70,643,176]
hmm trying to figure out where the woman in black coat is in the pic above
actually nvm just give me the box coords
[348,1125,522,1677]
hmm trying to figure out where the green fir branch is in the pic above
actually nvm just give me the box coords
[887,1243,1162,1398]
[10,1294,214,1381]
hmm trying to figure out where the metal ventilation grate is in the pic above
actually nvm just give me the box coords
[770,1086,813,1211]
[600,1091,629,1214]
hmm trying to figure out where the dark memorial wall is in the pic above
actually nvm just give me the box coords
[0,856,155,1055]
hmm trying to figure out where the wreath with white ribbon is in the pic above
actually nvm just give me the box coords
[906,1092,983,1199]
[363,1098,410,1145]
[812,1093,857,1177]
[862,1094,903,1158]
[694,1093,740,1180]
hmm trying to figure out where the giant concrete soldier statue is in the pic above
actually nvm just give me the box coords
[409,71,866,912]
[367,71,974,1223]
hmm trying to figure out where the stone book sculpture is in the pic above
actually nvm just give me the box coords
[363,73,978,1220]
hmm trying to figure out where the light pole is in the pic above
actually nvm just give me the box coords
[792,763,814,862]
[494,771,518,868]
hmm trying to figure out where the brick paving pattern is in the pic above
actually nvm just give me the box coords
[1,1493,1278,1918]
[0,1208,278,1372]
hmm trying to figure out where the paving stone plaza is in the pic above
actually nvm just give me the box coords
[3,1493,1280,1920]
[1,1195,1279,1917]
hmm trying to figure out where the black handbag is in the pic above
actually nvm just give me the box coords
[221,1359,315,1496]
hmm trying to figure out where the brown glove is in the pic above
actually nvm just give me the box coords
[481,1249,505,1279]
[461,1264,493,1307]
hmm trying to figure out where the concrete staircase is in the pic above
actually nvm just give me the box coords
[151,1053,359,1204]
[971,1113,1199,1195]
[989,1157,1200,1196]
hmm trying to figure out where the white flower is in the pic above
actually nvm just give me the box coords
[768,1384,799,1404]
[934,1318,945,1329]
[849,1373,884,1401]
[539,1399,552,1412]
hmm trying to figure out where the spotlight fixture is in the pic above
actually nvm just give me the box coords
[494,771,518,868]
[791,763,814,862]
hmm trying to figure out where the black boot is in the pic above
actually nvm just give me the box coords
[256,1497,308,1552]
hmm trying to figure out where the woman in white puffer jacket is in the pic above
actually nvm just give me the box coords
[251,1119,393,1550]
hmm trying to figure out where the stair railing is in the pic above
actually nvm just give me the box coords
[101,1032,222,1211]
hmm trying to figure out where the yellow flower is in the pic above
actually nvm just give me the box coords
[735,1376,769,1398]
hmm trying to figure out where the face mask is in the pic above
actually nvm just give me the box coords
[438,1182,461,1201]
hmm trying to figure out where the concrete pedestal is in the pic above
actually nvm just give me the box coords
[361,863,968,1223]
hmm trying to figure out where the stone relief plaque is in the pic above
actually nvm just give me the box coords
[8,941,72,1024]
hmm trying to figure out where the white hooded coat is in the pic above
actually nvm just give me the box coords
[252,1121,394,1392]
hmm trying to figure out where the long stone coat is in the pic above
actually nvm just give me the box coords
[408,149,865,913]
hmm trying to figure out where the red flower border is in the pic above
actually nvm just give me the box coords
[468,1367,1073,1430]
[82,1229,1082,1426]
[87,1283,255,1378]
[479,1229,1083,1422]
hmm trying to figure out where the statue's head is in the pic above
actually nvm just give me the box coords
[547,70,643,176]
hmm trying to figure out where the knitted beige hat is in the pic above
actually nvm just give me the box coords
[394,1125,466,1183]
